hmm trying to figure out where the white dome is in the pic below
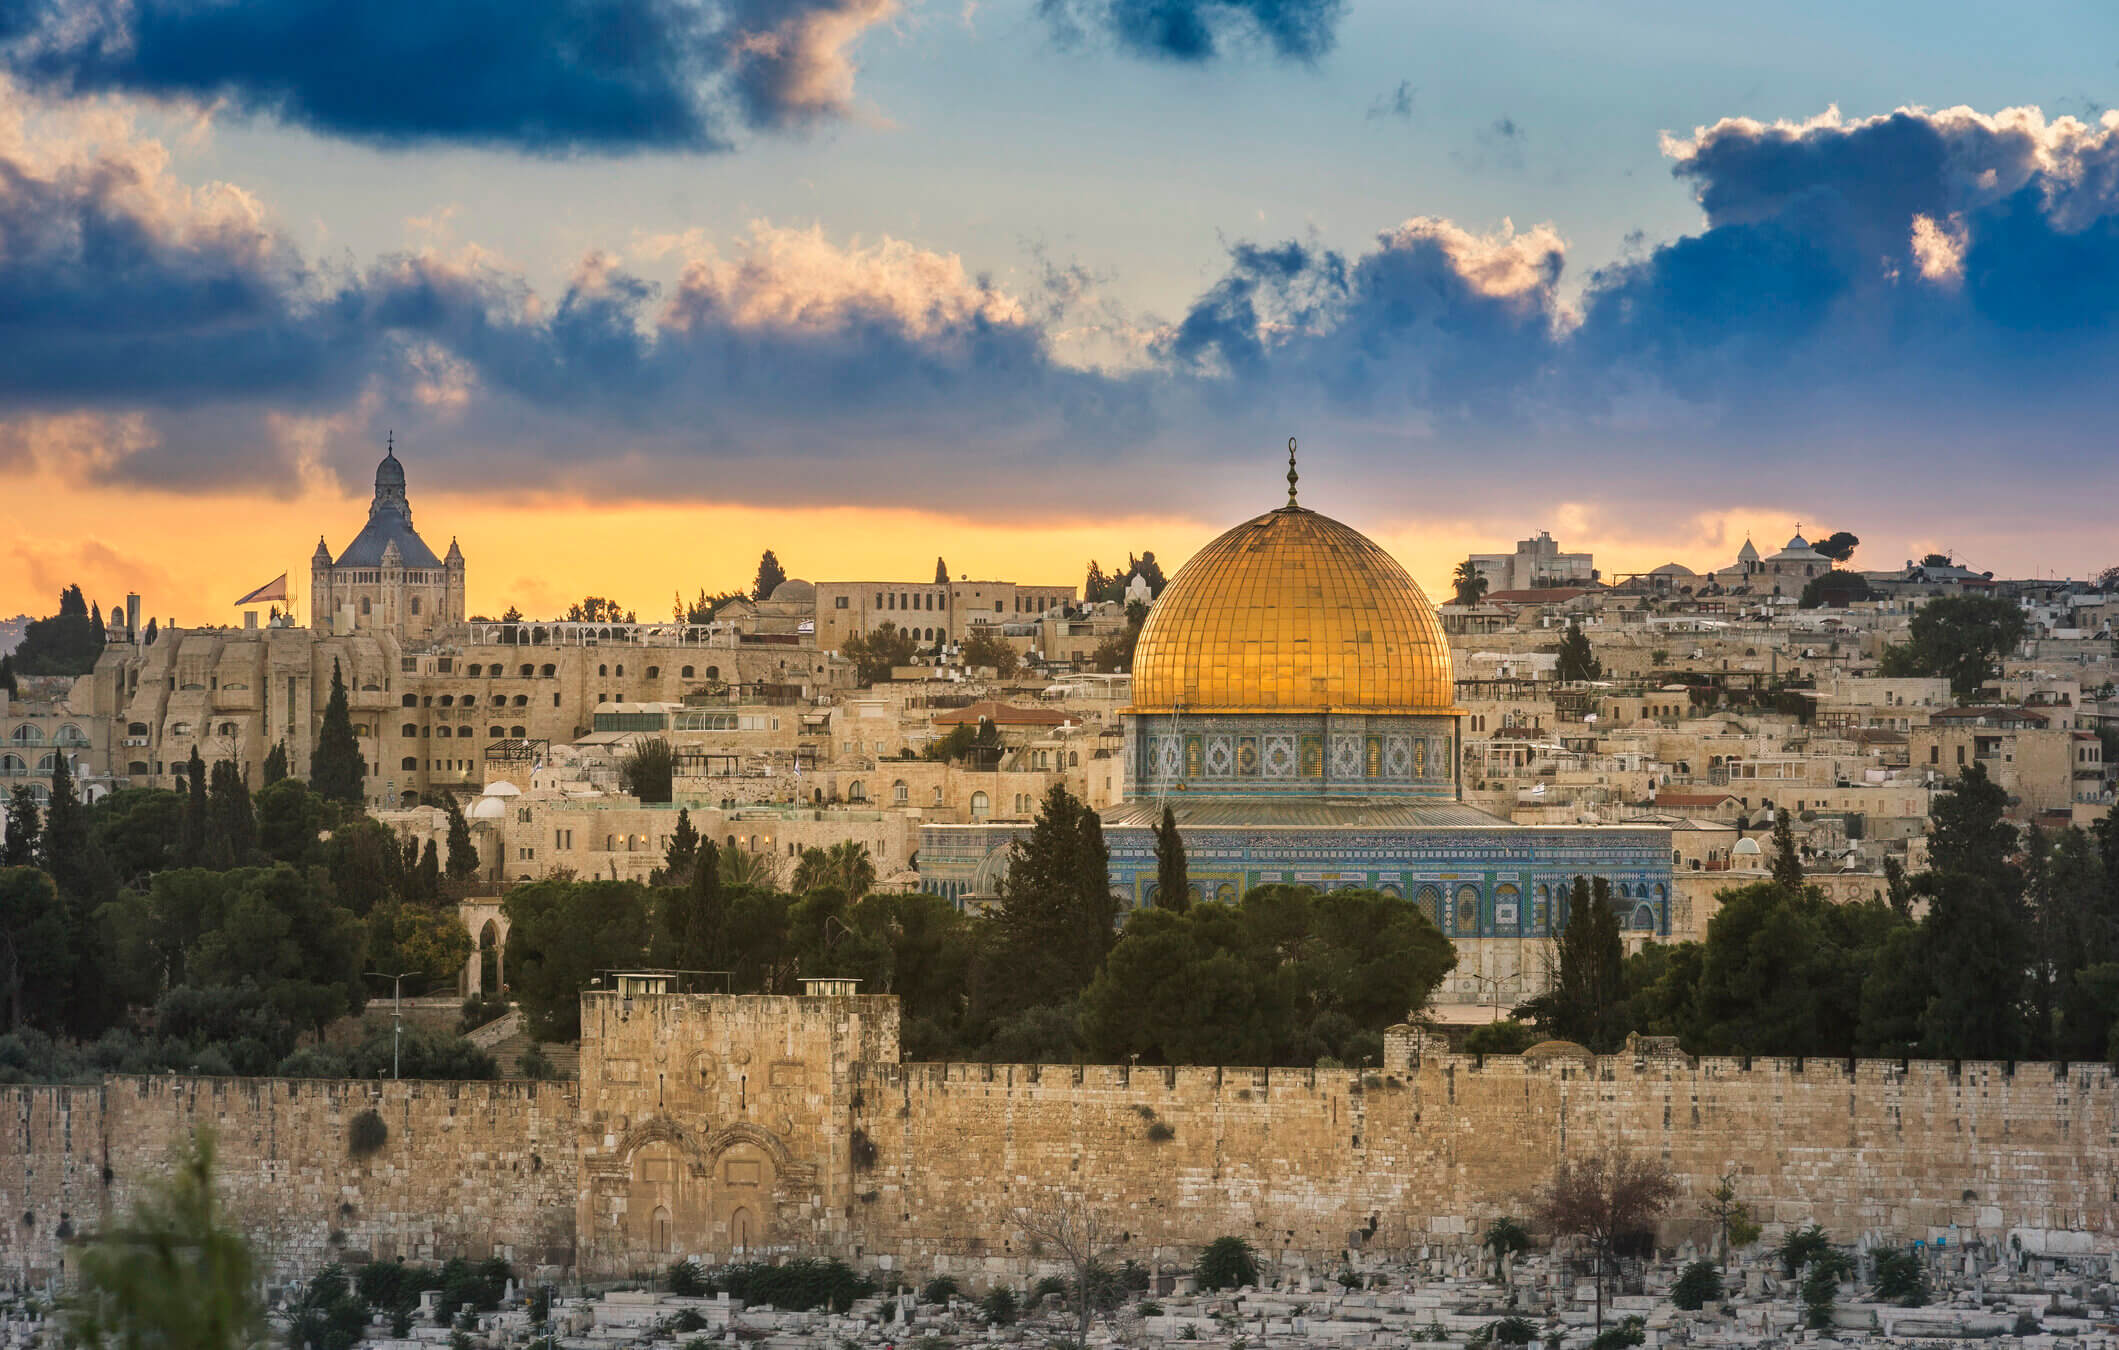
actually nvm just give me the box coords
[1732,836,1762,855]
[468,796,507,820]
[483,779,522,797]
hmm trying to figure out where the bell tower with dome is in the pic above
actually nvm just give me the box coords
[310,438,466,639]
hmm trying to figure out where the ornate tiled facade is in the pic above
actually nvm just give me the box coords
[1127,712,1457,800]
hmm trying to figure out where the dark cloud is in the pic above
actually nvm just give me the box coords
[16,98,2119,545]
[1365,79,1414,123]
[0,0,895,152]
[1038,0,1344,64]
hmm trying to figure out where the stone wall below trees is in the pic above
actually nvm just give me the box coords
[0,1076,579,1286]
[7,998,2119,1288]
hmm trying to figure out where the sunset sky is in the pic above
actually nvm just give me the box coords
[5,0,2119,623]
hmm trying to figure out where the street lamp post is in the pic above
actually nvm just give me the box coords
[364,970,418,1080]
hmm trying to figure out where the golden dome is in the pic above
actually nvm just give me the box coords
[1129,504,1455,715]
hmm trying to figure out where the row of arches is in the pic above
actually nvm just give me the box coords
[6,724,87,746]
[0,752,83,776]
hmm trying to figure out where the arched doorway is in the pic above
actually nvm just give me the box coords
[479,920,501,997]
[729,1206,754,1256]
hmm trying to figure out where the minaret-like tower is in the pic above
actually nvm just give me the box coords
[310,536,333,633]
[445,537,467,626]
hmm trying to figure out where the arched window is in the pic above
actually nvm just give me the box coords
[598,664,608,677]
[1632,904,1657,931]
[931,786,942,805]
[126,722,149,736]
[491,695,506,707]
[439,695,453,707]
[402,693,418,707]
[704,666,720,681]
[645,666,659,679]
[216,722,236,737]
[848,781,866,802]
[970,790,990,820]
[466,664,481,677]
[519,664,534,678]
[170,722,192,736]
[360,598,371,616]
[437,727,453,739]
[681,666,695,678]
[0,754,23,776]
[55,725,87,745]
[510,725,526,737]
[400,723,417,738]
[541,664,556,677]
[615,664,625,677]
[10,726,40,744]
[127,761,149,775]
[513,695,528,706]
[410,597,421,616]
[488,725,504,738]
[401,757,418,771]
[892,780,908,805]
[1453,884,1481,933]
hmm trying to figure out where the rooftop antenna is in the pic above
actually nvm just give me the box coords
[1286,436,1299,508]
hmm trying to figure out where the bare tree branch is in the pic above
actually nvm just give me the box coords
[1011,1191,1126,1344]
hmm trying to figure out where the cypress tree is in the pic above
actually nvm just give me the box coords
[663,808,700,885]
[207,759,255,866]
[311,660,367,805]
[416,839,441,901]
[935,557,949,584]
[443,794,479,882]
[180,746,208,867]
[1771,812,1804,890]
[1534,876,1625,1049]
[0,654,15,696]
[662,840,725,972]
[2,785,39,867]
[1154,805,1190,911]
[262,741,289,786]
[1919,763,2030,1059]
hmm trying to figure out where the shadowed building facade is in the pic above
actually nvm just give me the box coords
[919,472,1672,1004]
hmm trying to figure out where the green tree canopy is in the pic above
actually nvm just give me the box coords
[12,584,105,676]
[1556,621,1602,682]
[504,879,655,1040]
[842,622,918,684]
[753,549,788,601]
[1879,594,2027,701]
[1153,806,1189,912]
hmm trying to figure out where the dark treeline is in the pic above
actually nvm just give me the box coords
[507,783,1460,1066]
[0,707,490,1082]
[1504,764,2119,1063]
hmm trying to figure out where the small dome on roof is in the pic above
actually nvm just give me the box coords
[483,780,521,797]
[375,446,405,488]
[1732,836,1762,854]
[467,796,507,820]
[769,578,816,604]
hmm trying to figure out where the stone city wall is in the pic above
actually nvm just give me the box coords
[846,1035,2119,1283]
[0,1075,579,1286]
[8,996,2119,1287]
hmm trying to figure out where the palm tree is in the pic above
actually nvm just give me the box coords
[1452,559,1489,606]
[791,841,877,898]
[720,844,781,891]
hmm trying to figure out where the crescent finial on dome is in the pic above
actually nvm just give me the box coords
[1286,436,1299,508]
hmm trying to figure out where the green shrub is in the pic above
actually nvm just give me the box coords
[1119,1259,1151,1292]
[1463,1020,1541,1056]
[1032,1275,1069,1303]
[356,1259,416,1315]
[1802,1265,1840,1329]
[1138,1300,1164,1316]
[1589,1317,1645,1350]
[1777,1223,1832,1277]
[1489,1315,1538,1345]
[286,1263,367,1350]
[1671,1260,1723,1311]
[672,1308,708,1332]
[1873,1249,1928,1307]
[2015,1312,2042,1336]
[721,1258,875,1313]
[667,1258,709,1298]
[1077,1259,1123,1312]
[980,1285,1019,1325]
[919,1275,960,1304]
[516,1044,558,1080]
[1195,1236,1259,1291]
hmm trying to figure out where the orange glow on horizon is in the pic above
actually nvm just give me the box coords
[0,466,1971,631]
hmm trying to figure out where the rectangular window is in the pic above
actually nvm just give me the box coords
[835,596,849,609]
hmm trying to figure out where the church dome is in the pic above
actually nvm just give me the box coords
[769,578,816,604]
[1129,503,1454,714]
[375,448,405,489]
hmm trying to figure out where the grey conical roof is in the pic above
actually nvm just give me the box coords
[333,446,442,568]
